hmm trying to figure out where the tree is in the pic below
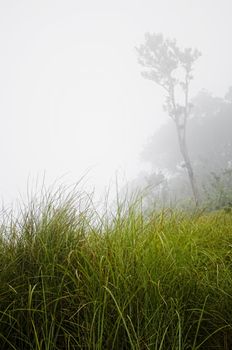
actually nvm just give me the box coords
[136,33,201,205]
[140,88,232,207]
[142,89,232,173]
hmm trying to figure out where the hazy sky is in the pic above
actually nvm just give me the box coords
[0,0,232,204]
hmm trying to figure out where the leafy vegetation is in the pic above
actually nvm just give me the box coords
[0,188,232,349]
[139,88,232,208]
[137,33,201,205]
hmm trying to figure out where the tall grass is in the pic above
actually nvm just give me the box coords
[0,187,232,349]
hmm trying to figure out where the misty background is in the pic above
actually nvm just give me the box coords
[0,0,232,207]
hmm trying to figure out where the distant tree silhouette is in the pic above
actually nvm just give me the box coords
[136,33,201,205]
[142,89,232,174]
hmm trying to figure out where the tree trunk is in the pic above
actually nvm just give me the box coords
[176,123,199,206]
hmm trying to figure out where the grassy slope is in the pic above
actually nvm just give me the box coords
[0,192,232,349]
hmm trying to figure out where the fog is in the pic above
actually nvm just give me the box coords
[0,0,232,206]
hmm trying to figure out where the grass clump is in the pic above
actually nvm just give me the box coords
[0,188,232,349]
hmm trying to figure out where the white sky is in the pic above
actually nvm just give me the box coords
[0,0,232,205]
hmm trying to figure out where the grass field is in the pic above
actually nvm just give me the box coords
[0,188,232,349]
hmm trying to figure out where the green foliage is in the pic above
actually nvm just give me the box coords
[1,189,232,349]
[139,88,232,207]
[203,169,232,211]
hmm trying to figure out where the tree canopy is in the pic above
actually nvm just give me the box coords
[141,88,232,175]
[137,32,201,204]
